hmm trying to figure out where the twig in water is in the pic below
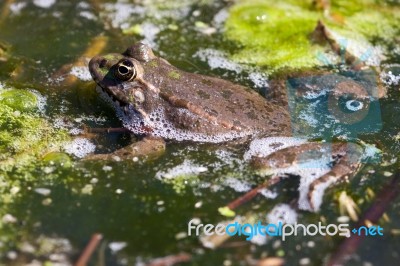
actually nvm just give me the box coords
[226,176,283,211]
[75,233,103,266]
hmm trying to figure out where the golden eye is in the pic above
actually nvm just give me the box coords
[115,59,136,81]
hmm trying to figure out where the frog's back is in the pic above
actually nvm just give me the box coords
[143,59,292,138]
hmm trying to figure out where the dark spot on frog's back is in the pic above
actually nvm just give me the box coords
[196,90,211,99]
[246,110,258,120]
[221,89,233,99]
[226,105,237,114]
[233,120,243,127]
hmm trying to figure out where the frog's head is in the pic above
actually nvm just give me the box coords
[89,43,160,119]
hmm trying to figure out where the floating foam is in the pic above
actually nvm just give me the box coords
[155,159,207,180]
[80,11,96,20]
[244,137,307,161]
[29,89,47,114]
[69,128,84,136]
[248,72,269,88]
[64,138,96,158]
[139,22,161,48]
[266,204,297,224]
[33,0,56,9]
[34,188,51,196]
[250,233,268,246]
[380,70,400,86]
[70,66,92,81]
[102,2,143,29]
[9,2,27,14]
[224,177,251,192]
[259,188,278,199]
[212,9,229,29]
[194,49,243,74]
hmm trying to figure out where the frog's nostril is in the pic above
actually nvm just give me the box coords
[99,58,108,68]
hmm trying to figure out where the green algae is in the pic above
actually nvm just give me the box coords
[0,86,72,262]
[224,0,400,72]
[0,85,70,194]
[0,89,38,112]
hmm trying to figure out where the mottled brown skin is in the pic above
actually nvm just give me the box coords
[89,43,291,139]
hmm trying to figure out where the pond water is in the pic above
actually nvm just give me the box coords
[0,0,400,265]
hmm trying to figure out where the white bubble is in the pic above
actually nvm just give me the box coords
[33,0,56,9]
[109,242,127,253]
[34,188,51,196]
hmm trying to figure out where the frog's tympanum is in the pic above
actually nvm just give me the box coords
[89,43,369,211]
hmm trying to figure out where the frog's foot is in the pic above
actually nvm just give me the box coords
[85,136,165,161]
[307,151,361,211]
[250,140,363,212]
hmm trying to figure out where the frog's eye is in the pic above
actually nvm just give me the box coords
[115,59,136,81]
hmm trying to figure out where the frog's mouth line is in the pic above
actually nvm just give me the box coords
[96,85,150,123]
[98,85,128,107]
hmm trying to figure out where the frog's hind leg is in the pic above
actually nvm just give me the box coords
[306,143,363,211]
[84,136,166,161]
[250,141,363,212]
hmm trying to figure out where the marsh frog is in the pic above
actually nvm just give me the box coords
[88,43,371,211]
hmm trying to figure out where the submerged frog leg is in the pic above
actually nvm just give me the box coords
[84,136,165,161]
[251,142,362,212]
[307,149,362,211]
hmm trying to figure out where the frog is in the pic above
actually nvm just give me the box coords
[88,42,373,211]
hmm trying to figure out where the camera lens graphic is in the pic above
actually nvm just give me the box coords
[327,80,370,125]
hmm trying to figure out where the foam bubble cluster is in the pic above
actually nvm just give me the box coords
[29,89,47,114]
[194,49,243,74]
[70,66,92,81]
[96,86,251,143]
[64,138,96,158]
[380,69,400,86]
[224,177,251,192]
[155,159,207,180]
[244,137,307,161]
[266,204,298,224]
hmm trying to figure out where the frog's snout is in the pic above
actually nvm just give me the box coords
[89,56,106,83]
